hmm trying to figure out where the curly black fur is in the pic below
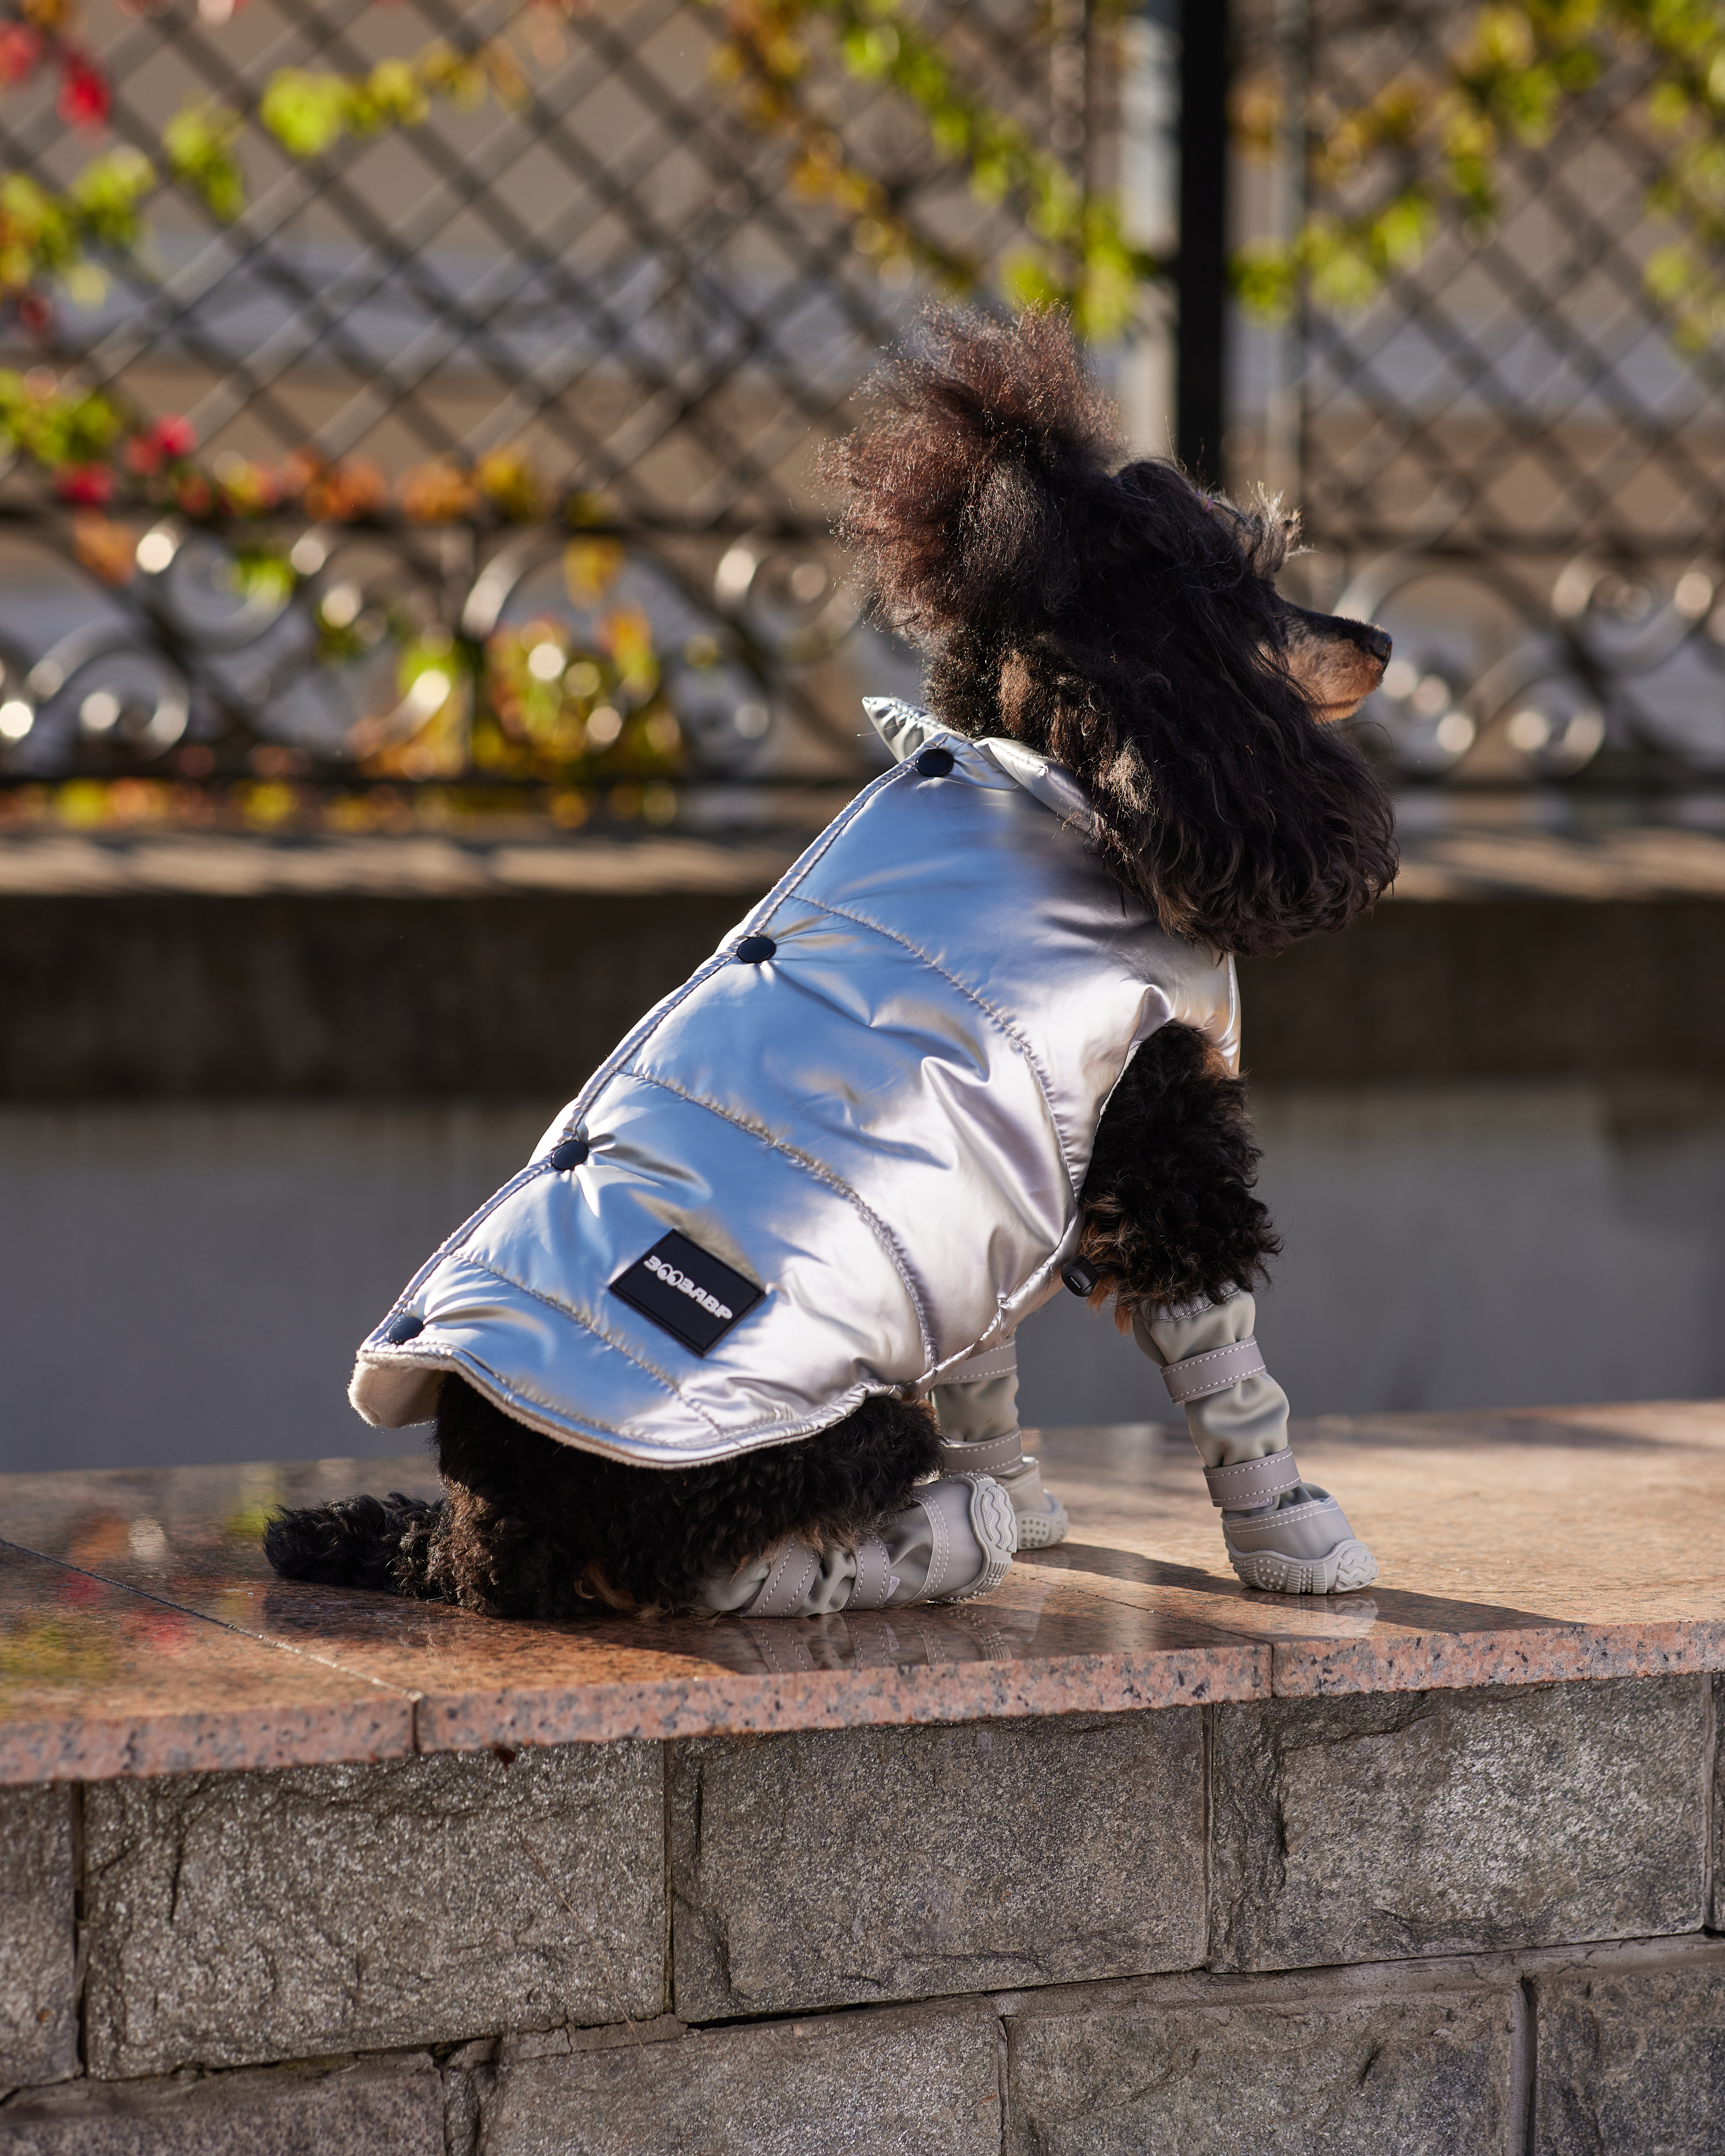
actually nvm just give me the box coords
[265,1490,444,1594]
[265,1377,943,1620]
[825,307,1398,959]
[1077,1022,1280,1319]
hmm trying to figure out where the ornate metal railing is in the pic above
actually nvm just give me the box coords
[2,0,1722,826]
[0,0,1108,829]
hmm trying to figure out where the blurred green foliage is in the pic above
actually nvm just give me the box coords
[1236,0,1725,347]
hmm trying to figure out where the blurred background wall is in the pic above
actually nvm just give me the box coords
[1,0,1722,1469]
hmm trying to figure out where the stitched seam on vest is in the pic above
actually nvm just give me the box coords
[417,754,939,1291]
[790,892,1076,1188]
[461,1254,729,1440]
[618,1065,938,1373]
[752,755,912,918]
[375,1346,680,1453]
[391,941,744,1301]
[499,760,916,1208]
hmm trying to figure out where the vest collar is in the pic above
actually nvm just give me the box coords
[861,697,1092,831]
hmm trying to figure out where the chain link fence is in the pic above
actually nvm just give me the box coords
[0,0,1077,825]
[0,0,1720,821]
[1238,0,1725,791]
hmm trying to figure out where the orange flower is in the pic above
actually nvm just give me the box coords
[73,513,136,586]
[399,460,478,524]
[274,448,323,502]
[303,457,387,523]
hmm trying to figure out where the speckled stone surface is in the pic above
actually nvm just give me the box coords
[0,1783,76,2085]
[669,1710,1205,2019]
[0,2053,445,2154]
[477,1999,1005,2156]
[1002,1969,1520,2156]
[1530,1945,1725,2156]
[3,1402,1723,1782]
[1208,1676,1710,1970]
[81,1743,665,2078]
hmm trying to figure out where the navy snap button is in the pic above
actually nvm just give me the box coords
[549,1136,589,1170]
[385,1312,424,1344]
[736,935,777,963]
[916,747,955,777]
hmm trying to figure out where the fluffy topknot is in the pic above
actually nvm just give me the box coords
[826,307,1396,959]
[827,307,1121,646]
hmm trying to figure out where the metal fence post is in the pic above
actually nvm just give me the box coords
[1175,0,1231,485]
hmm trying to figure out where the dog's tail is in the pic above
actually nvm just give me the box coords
[263,1492,446,1598]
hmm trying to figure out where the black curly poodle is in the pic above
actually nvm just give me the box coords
[268,306,1393,1620]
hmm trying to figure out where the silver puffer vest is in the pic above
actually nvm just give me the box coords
[350,700,1240,1466]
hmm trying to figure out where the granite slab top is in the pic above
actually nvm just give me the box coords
[3,1402,1722,1782]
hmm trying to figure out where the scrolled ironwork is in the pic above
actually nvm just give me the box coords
[0,509,854,800]
[1338,551,1725,785]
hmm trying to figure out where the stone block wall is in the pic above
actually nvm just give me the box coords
[2,1674,1721,2152]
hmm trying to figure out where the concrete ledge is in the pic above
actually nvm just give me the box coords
[4,882,1724,1097]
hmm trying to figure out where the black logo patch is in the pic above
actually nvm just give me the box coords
[609,1230,765,1355]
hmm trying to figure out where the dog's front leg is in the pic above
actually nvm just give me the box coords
[928,1342,1070,1548]
[1135,1292,1377,1594]
[1077,1021,1377,1593]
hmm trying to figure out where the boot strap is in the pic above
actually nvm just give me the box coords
[740,1541,820,1617]
[941,1339,1018,1384]
[936,1431,1024,1478]
[1161,1337,1267,1403]
[849,1536,897,1611]
[1203,1450,1302,1510]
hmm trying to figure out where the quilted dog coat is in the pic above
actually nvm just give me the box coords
[349,699,1239,1465]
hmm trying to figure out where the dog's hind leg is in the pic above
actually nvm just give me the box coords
[264,1489,449,1596]
[688,1471,1017,1616]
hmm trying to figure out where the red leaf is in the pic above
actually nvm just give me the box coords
[56,463,116,506]
[0,24,43,88]
[58,52,110,129]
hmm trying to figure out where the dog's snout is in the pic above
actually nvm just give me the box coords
[1353,622,1393,666]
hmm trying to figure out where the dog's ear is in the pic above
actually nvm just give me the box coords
[1033,468,1397,958]
[1079,649,1400,960]
[829,308,1397,954]
[823,307,1117,677]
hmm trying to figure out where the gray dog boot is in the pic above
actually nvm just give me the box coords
[929,1343,1069,1549]
[692,1473,1017,1617]
[1135,1288,1379,1594]
[1200,1451,1379,1594]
